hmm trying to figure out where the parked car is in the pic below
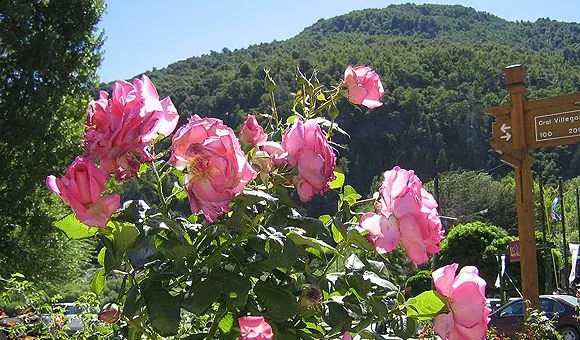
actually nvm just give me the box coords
[490,295,580,340]
[40,303,84,334]
[486,298,503,313]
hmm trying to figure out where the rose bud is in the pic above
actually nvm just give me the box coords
[98,303,120,324]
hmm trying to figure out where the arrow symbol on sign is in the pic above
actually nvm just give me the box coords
[500,123,511,141]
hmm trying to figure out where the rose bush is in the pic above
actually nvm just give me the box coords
[46,66,489,339]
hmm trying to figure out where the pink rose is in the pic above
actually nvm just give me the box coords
[343,66,384,109]
[169,115,256,222]
[433,264,490,340]
[341,332,353,340]
[46,157,120,227]
[238,316,274,340]
[359,166,443,265]
[98,303,120,324]
[281,119,336,202]
[84,74,179,180]
[239,114,268,146]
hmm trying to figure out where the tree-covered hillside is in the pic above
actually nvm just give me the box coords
[110,4,580,197]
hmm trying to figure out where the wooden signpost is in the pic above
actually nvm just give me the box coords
[484,64,580,310]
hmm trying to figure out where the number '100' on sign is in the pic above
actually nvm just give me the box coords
[535,109,580,142]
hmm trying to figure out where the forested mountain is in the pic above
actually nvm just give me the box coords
[111,3,580,198]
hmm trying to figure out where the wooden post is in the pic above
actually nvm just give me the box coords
[485,65,579,308]
[559,178,569,292]
[505,65,539,309]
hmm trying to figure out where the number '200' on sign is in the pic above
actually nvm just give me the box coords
[534,109,580,142]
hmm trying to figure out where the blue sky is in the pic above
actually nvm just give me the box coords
[97,0,579,83]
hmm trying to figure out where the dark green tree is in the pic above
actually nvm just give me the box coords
[0,0,105,290]
[437,221,509,289]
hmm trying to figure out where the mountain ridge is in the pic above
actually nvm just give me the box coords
[111,4,579,202]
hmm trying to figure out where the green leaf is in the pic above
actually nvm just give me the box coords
[108,221,139,257]
[104,247,120,274]
[331,224,344,243]
[345,254,365,272]
[347,274,371,300]
[254,281,297,320]
[286,114,299,125]
[218,312,234,334]
[288,215,330,241]
[287,231,335,256]
[127,327,143,340]
[363,271,397,290]
[346,228,375,251]
[213,269,251,307]
[268,238,298,269]
[342,185,361,205]
[369,297,390,318]
[182,280,221,314]
[54,214,97,239]
[154,233,194,260]
[391,315,418,340]
[329,170,345,189]
[138,163,149,176]
[90,268,105,294]
[407,290,446,320]
[352,315,374,333]
[97,247,105,266]
[328,104,339,120]
[123,284,141,318]
[142,281,181,336]
[323,302,349,334]
[241,189,279,203]
[171,182,187,200]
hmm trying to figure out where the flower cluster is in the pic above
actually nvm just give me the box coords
[47,75,179,227]
[359,166,444,265]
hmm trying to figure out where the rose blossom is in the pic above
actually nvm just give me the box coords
[239,114,268,146]
[433,264,490,340]
[343,65,384,109]
[281,119,336,202]
[238,316,274,340]
[359,166,443,265]
[169,115,256,222]
[46,157,120,227]
[84,74,179,180]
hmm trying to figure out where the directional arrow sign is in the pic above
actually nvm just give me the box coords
[485,92,580,149]
[500,123,512,141]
